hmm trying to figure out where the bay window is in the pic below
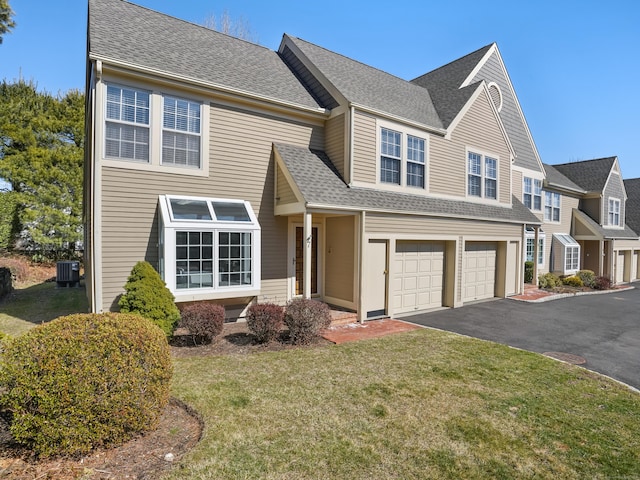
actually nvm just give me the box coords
[552,233,580,275]
[159,195,261,300]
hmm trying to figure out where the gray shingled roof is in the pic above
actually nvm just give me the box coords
[552,157,616,192]
[410,45,492,128]
[284,36,444,131]
[623,178,640,236]
[274,143,539,225]
[542,164,585,194]
[88,0,322,110]
[573,208,638,239]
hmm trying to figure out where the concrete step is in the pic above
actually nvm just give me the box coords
[329,309,358,326]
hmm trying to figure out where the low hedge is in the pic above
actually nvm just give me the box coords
[246,303,284,343]
[177,303,225,345]
[0,313,172,457]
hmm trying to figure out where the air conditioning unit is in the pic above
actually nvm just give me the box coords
[56,261,80,287]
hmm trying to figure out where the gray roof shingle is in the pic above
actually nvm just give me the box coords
[410,45,492,128]
[551,157,616,192]
[88,0,323,110]
[274,143,539,225]
[542,164,585,194]
[573,209,638,239]
[284,36,444,131]
[623,178,640,236]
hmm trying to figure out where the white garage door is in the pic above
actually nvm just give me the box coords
[393,241,444,314]
[464,242,497,302]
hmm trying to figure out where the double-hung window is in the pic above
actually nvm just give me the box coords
[103,82,207,175]
[380,128,402,185]
[379,124,427,189]
[105,85,150,162]
[544,191,560,222]
[608,198,621,226]
[158,195,261,301]
[523,177,542,210]
[162,96,201,168]
[406,135,425,188]
[467,151,498,199]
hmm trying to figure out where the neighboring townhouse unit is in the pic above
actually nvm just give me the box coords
[550,157,640,283]
[85,0,542,320]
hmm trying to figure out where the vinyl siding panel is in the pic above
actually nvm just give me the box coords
[365,212,521,238]
[603,172,626,227]
[99,102,323,311]
[512,170,523,201]
[325,113,346,180]
[472,51,541,173]
[352,110,377,184]
[276,164,298,205]
[325,216,355,302]
[581,198,600,224]
[431,92,511,204]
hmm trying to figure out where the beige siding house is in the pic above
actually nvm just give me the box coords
[86,0,544,320]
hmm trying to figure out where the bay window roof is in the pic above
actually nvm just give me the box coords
[160,195,259,228]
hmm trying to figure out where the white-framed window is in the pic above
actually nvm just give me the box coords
[525,228,545,266]
[467,151,498,199]
[608,198,621,226]
[552,233,580,275]
[105,84,150,162]
[102,80,208,176]
[523,177,542,211]
[158,195,261,301]
[544,191,560,222]
[378,122,428,189]
[162,96,201,168]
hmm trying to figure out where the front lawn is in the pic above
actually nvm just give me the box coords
[168,329,640,479]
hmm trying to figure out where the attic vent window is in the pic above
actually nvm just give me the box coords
[487,83,503,112]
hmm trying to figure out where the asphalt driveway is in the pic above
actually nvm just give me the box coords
[403,287,640,390]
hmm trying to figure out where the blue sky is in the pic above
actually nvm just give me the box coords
[2,0,639,178]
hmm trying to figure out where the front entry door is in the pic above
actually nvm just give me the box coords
[295,226,318,295]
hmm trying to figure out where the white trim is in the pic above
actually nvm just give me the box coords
[486,81,503,112]
[608,197,622,228]
[523,176,543,212]
[288,220,323,300]
[543,190,561,223]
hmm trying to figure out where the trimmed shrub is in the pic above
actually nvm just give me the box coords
[118,261,180,336]
[284,299,331,345]
[562,275,584,287]
[593,275,612,290]
[177,303,225,345]
[524,261,534,283]
[0,313,172,457]
[246,303,284,344]
[577,269,596,288]
[538,272,561,289]
[0,191,19,251]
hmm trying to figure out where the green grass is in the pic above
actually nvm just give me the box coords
[1,281,638,478]
[0,282,88,336]
[167,330,640,480]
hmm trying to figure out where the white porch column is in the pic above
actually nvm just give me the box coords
[533,226,540,283]
[303,211,312,299]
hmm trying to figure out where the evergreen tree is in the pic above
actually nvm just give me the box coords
[0,0,15,44]
[0,80,84,259]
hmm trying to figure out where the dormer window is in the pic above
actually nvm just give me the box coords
[608,198,621,227]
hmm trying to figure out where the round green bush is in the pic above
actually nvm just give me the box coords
[562,275,584,287]
[524,261,534,283]
[118,261,180,336]
[0,313,172,457]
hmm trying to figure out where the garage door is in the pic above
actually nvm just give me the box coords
[464,242,497,302]
[392,241,444,314]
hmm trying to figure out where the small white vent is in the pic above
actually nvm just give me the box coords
[488,83,503,112]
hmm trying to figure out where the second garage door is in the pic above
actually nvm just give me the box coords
[393,241,444,314]
[464,242,497,302]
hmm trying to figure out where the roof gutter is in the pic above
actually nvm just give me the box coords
[545,181,586,196]
[349,102,447,137]
[89,53,330,118]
